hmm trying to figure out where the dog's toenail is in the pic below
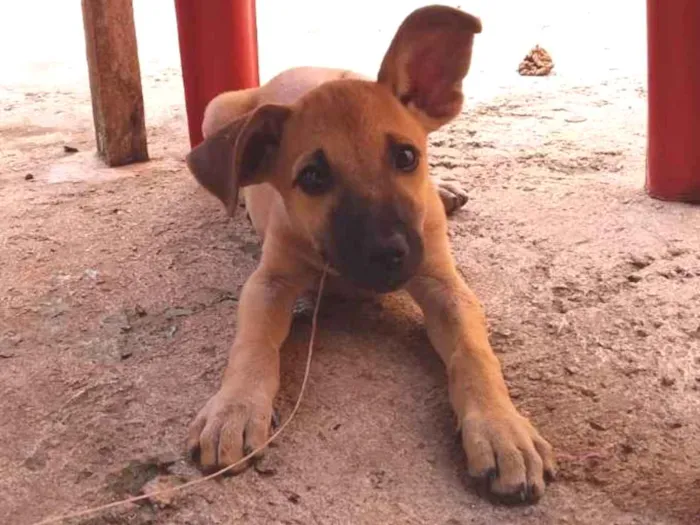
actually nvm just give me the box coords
[188,446,201,464]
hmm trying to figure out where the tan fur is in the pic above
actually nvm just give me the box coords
[185,5,555,504]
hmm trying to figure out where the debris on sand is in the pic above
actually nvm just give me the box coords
[140,475,185,507]
[518,45,554,76]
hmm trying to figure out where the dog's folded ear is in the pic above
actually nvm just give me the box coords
[377,5,482,132]
[186,104,291,216]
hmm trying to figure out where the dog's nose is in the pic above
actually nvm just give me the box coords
[368,233,409,272]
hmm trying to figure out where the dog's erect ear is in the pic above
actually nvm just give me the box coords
[377,5,482,132]
[186,104,291,216]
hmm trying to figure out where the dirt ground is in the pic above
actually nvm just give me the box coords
[1,1,699,524]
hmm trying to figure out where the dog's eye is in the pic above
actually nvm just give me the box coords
[295,164,333,195]
[393,144,419,172]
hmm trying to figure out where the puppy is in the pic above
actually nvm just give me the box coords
[185,5,555,504]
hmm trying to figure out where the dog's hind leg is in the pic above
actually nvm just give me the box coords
[433,176,469,216]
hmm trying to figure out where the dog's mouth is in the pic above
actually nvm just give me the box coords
[321,191,424,293]
[321,235,423,294]
[326,257,416,293]
[355,271,414,294]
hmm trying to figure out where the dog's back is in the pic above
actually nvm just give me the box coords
[202,67,366,138]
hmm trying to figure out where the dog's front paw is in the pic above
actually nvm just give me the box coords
[461,408,555,504]
[187,385,274,474]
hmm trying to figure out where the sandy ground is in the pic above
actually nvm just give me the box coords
[1,1,699,524]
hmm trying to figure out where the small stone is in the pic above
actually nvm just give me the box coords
[286,491,301,504]
[140,475,183,507]
[627,274,642,283]
[527,371,543,381]
[24,173,34,181]
[164,307,194,320]
[589,420,607,431]
[76,469,94,483]
[688,325,700,340]
[552,298,568,313]
[63,145,79,153]
[620,442,635,454]
[148,452,180,468]
[660,376,675,387]
[492,328,512,340]
[3,334,21,346]
[134,305,147,317]
[253,457,277,477]
[629,254,654,269]
[580,386,597,398]
[23,452,47,471]
[668,247,687,257]
[369,469,388,489]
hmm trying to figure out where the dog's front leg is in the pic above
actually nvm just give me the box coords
[407,249,555,503]
[187,262,309,473]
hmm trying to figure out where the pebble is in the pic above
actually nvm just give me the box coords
[589,420,607,431]
[629,253,655,269]
[660,376,676,387]
[140,475,183,507]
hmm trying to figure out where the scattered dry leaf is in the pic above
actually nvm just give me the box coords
[519,45,554,76]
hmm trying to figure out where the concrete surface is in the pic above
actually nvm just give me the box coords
[1,1,698,524]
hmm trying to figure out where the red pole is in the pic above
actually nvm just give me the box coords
[174,0,260,148]
[646,0,700,203]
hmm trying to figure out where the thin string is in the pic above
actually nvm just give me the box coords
[33,266,330,525]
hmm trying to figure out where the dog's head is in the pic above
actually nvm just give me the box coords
[187,6,481,293]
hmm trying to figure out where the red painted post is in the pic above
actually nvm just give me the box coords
[174,0,260,148]
[646,0,700,203]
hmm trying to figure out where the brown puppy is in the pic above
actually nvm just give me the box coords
[185,5,555,504]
